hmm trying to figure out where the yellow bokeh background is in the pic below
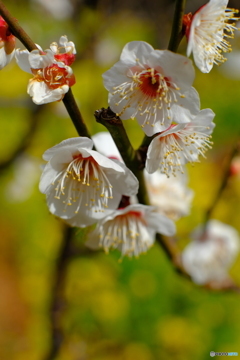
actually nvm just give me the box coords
[0,1,240,359]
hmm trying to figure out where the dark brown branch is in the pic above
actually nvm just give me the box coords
[44,225,75,360]
[44,225,97,360]
[62,89,91,138]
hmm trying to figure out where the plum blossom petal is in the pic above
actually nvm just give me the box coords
[144,169,194,220]
[0,16,15,69]
[92,132,122,160]
[29,49,54,69]
[50,35,76,66]
[15,49,32,73]
[0,46,14,69]
[39,137,139,227]
[86,204,176,257]
[28,80,69,105]
[184,0,239,73]
[182,220,240,284]
[43,137,93,161]
[103,41,200,136]
[145,108,215,176]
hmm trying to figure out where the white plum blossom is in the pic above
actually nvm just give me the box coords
[144,170,194,221]
[182,220,240,285]
[0,16,15,69]
[39,137,139,227]
[86,204,176,257]
[15,37,76,104]
[103,41,200,136]
[145,108,215,176]
[184,0,239,73]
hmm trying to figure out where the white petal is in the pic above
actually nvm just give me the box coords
[146,211,176,236]
[103,60,133,90]
[0,47,8,69]
[43,137,93,161]
[28,80,68,104]
[92,132,122,160]
[149,50,195,91]
[171,87,200,124]
[120,41,154,63]
[15,49,32,73]
[107,160,139,196]
[83,149,124,172]
[29,49,54,69]
[145,138,162,174]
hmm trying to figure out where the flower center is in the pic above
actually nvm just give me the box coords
[33,64,75,89]
[98,210,151,257]
[52,154,113,214]
[138,68,172,98]
[112,65,183,129]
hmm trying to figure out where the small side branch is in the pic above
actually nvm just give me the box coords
[205,139,240,224]
[156,234,190,279]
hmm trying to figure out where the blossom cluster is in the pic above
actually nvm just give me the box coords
[0,19,76,104]
[1,0,239,281]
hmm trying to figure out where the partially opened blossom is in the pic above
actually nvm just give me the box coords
[182,220,240,285]
[15,37,76,104]
[144,170,194,220]
[184,0,239,73]
[145,108,215,176]
[103,41,200,136]
[86,204,176,257]
[50,35,76,66]
[0,16,15,69]
[39,137,139,227]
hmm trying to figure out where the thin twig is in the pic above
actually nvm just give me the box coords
[205,139,240,224]
[156,234,190,279]
[62,89,91,138]
[168,0,186,52]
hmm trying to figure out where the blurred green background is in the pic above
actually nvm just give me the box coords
[0,0,240,359]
